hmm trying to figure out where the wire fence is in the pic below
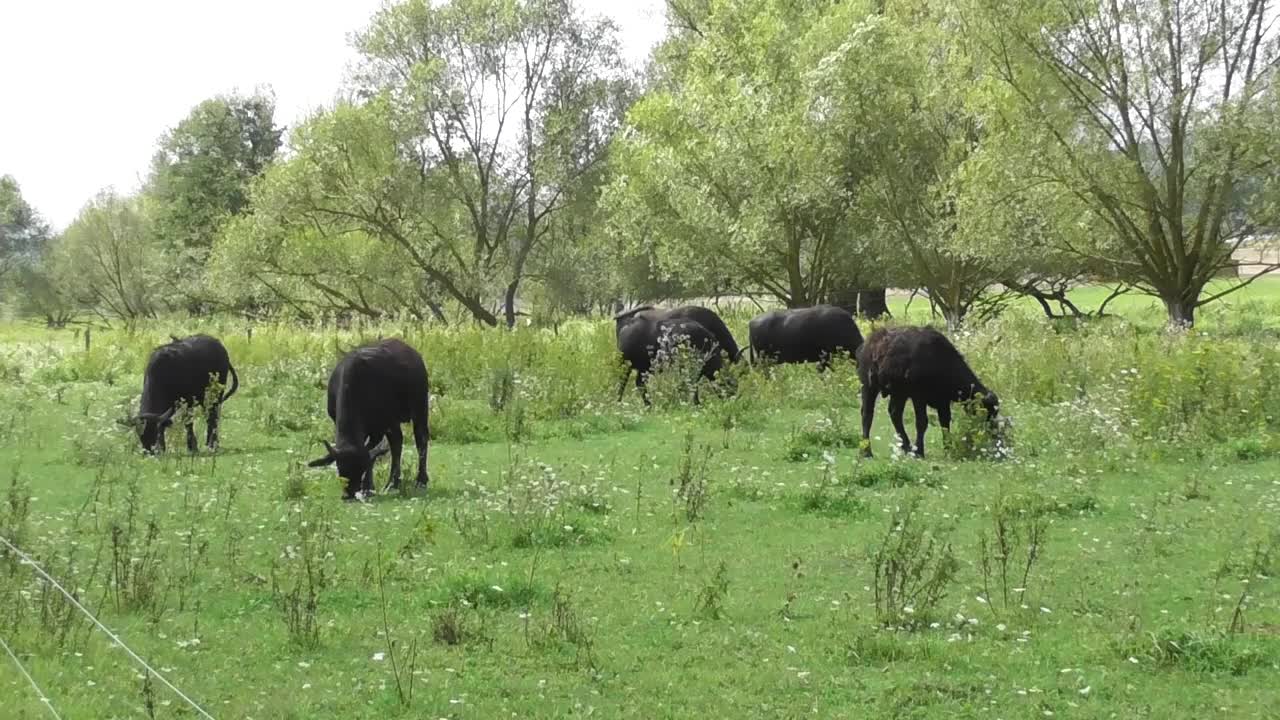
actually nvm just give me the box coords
[0,533,216,720]
[0,629,63,719]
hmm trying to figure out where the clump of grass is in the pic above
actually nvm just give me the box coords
[442,573,543,610]
[693,560,730,620]
[673,431,715,522]
[431,397,501,444]
[1215,529,1280,580]
[847,630,938,666]
[978,488,1050,612]
[488,365,516,412]
[945,397,1009,460]
[799,463,869,517]
[270,500,335,649]
[870,495,958,629]
[1,467,32,574]
[536,585,597,670]
[784,410,859,461]
[510,516,610,550]
[282,462,308,500]
[431,603,485,647]
[1221,433,1280,462]
[643,343,713,408]
[105,477,167,617]
[850,460,932,489]
[1114,629,1278,675]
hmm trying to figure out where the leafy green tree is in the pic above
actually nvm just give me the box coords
[55,191,165,323]
[0,175,50,290]
[606,0,886,309]
[147,92,282,304]
[210,99,503,323]
[970,0,1280,326]
[351,0,631,326]
[808,2,1072,328]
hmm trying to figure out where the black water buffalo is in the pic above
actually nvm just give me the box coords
[308,338,431,501]
[125,334,239,454]
[748,304,864,369]
[618,305,741,363]
[856,326,1000,458]
[615,310,726,405]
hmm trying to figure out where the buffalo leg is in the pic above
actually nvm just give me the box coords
[860,384,877,458]
[360,433,384,497]
[384,425,404,492]
[888,394,911,454]
[412,409,430,489]
[616,367,633,402]
[206,403,220,450]
[636,372,652,407]
[936,402,952,451]
[911,396,929,458]
[185,422,198,453]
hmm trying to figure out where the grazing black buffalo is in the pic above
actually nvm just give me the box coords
[308,338,431,501]
[125,334,239,454]
[617,305,742,363]
[856,326,1000,458]
[748,304,865,369]
[615,310,726,405]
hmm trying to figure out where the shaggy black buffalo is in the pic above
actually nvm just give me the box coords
[616,305,741,363]
[308,338,430,501]
[615,310,725,405]
[748,304,864,369]
[125,334,239,454]
[856,326,1000,458]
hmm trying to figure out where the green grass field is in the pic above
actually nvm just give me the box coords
[2,284,1280,719]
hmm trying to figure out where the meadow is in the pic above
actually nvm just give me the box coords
[2,283,1280,719]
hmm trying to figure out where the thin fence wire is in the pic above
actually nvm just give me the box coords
[0,534,216,720]
[0,630,63,719]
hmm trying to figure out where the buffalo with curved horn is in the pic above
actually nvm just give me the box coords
[122,334,239,454]
[308,338,431,501]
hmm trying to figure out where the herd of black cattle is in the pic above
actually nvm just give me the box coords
[120,304,999,501]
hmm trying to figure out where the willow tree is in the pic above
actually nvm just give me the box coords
[973,0,1280,326]
[605,0,885,309]
[353,0,630,327]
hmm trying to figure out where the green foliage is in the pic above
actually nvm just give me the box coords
[849,460,928,489]
[1114,629,1278,676]
[0,174,49,290]
[871,494,959,628]
[605,0,883,307]
[147,93,281,271]
[210,0,632,326]
[966,0,1280,327]
[52,191,166,323]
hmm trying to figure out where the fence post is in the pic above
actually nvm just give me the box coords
[85,327,91,352]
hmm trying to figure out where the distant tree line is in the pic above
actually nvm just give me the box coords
[3,0,1278,328]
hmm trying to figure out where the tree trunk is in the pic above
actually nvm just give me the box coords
[427,301,448,325]
[503,281,520,329]
[857,288,889,319]
[829,286,859,314]
[1162,297,1196,328]
[939,300,966,332]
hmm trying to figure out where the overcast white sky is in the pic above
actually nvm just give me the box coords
[0,0,666,230]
